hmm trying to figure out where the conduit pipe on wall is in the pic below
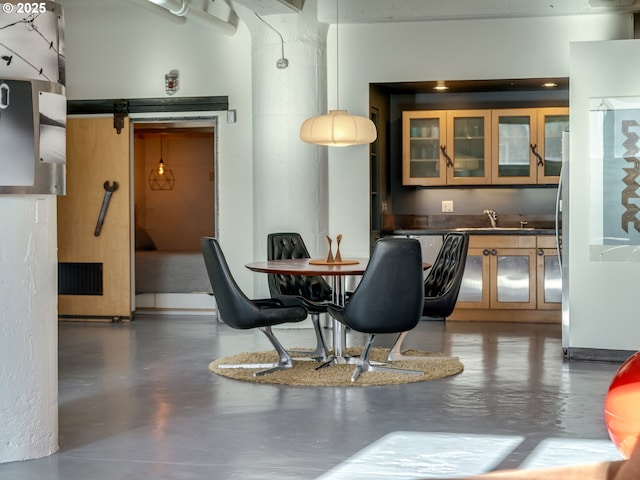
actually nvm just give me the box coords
[146,0,238,35]
[128,0,187,24]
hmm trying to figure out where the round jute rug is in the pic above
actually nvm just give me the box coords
[209,347,463,387]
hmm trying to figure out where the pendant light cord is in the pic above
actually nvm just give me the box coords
[335,0,339,109]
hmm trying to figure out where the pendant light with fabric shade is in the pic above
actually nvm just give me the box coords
[300,0,377,147]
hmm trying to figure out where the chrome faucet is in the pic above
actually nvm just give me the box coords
[483,209,498,228]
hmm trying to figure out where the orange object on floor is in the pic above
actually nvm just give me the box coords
[605,351,640,459]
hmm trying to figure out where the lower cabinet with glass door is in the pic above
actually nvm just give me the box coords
[536,235,562,310]
[448,235,561,322]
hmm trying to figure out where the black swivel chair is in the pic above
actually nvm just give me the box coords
[387,232,469,361]
[201,237,308,377]
[327,237,425,382]
[267,233,332,360]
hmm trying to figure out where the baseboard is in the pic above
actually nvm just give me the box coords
[59,315,130,323]
[135,293,217,316]
[448,309,560,323]
[564,347,636,363]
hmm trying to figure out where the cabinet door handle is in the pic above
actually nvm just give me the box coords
[491,249,498,256]
[538,248,544,256]
[441,145,453,167]
[530,143,544,167]
[483,249,490,256]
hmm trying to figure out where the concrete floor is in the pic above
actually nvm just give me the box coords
[0,316,625,479]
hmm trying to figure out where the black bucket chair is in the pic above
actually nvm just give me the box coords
[327,237,425,382]
[267,232,332,360]
[387,232,469,362]
[201,237,308,377]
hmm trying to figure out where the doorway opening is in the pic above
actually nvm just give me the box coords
[132,119,217,314]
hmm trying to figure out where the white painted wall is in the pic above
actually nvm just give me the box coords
[0,196,59,462]
[59,0,255,292]
[328,14,633,257]
[568,39,640,352]
[0,3,64,462]
[245,4,331,298]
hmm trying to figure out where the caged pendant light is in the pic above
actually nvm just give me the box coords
[300,0,377,147]
[148,134,176,191]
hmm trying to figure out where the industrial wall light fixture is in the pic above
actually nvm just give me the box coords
[255,13,289,70]
[165,69,179,96]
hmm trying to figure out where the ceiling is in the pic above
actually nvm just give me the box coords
[61,0,640,22]
[229,0,640,21]
[315,0,640,23]
[375,78,570,95]
[232,0,304,15]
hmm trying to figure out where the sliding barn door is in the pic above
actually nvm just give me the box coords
[58,117,131,319]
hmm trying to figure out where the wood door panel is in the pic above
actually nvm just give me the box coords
[58,117,131,318]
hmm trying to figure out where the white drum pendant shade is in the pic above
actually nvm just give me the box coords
[300,109,377,146]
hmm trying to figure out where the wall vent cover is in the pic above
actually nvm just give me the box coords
[58,262,103,295]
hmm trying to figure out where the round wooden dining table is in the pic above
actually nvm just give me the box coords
[245,258,369,364]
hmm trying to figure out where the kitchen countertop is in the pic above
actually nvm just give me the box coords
[381,214,559,236]
[385,227,557,236]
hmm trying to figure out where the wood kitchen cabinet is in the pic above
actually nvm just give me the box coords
[402,110,491,186]
[456,235,537,310]
[536,107,569,183]
[450,235,560,323]
[536,235,562,310]
[491,108,537,184]
[491,107,568,185]
[447,110,492,185]
[402,110,447,186]
[403,107,567,186]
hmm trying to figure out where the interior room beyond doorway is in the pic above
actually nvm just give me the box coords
[132,121,217,314]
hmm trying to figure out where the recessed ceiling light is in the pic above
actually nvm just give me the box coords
[542,82,558,88]
[433,81,449,91]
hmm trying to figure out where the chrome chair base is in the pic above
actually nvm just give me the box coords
[315,354,360,370]
[387,331,459,362]
[351,334,423,383]
[287,313,330,361]
[217,326,295,377]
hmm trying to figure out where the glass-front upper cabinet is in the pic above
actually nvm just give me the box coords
[491,109,537,184]
[491,107,568,184]
[402,107,567,186]
[402,111,447,186]
[537,107,569,183]
[446,110,492,185]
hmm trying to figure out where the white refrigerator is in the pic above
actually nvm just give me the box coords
[565,39,640,359]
